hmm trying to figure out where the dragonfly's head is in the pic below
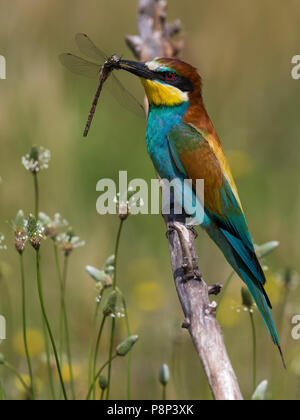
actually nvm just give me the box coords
[117,58,201,107]
[105,54,122,67]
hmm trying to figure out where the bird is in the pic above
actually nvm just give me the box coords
[115,56,285,366]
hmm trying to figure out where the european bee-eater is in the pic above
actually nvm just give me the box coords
[115,57,284,364]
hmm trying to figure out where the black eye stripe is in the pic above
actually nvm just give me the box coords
[154,71,193,92]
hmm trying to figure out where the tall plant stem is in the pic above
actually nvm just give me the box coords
[61,254,76,399]
[119,291,132,399]
[35,250,68,400]
[32,171,56,399]
[20,253,35,400]
[88,302,100,389]
[42,316,56,399]
[106,219,124,400]
[33,173,39,218]
[162,384,166,401]
[92,315,107,400]
[53,243,64,365]
[249,311,257,391]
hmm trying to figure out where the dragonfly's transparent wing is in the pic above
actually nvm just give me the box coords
[108,73,145,117]
[75,33,107,63]
[61,34,145,118]
[59,53,100,78]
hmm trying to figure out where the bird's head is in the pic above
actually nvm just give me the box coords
[117,57,202,107]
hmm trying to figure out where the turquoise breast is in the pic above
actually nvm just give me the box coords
[146,103,189,180]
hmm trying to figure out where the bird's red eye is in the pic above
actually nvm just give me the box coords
[165,72,175,80]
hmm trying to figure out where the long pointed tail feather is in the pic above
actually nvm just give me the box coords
[206,224,286,367]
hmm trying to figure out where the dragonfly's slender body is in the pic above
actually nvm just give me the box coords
[83,56,120,137]
[83,73,106,137]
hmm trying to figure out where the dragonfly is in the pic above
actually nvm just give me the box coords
[59,33,144,137]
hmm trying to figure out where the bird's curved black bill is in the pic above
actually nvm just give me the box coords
[114,60,154,80]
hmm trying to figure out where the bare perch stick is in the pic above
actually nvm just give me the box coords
[126,0,243,400]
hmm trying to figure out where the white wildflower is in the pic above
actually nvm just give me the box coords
[39,212,69,239]
[26,214,46,250]
[56,230,85,256]
[13,210,28,254]
[22,146,51,174]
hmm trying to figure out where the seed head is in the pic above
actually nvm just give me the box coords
[22,146,51,174]
[12,210,28,254]
[26,214,45,251]
[56,228,85,256]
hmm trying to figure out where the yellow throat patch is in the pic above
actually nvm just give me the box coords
[141,79,188,107]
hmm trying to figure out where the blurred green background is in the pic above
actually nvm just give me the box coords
[0,0,299,400]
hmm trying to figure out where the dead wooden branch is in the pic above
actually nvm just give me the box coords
[126,0,243,401]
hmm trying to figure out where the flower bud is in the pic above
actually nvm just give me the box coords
[85,266,112,286]
[104,265,115,276]
[103,290,118,317]
[252,380,268,400]
[99,375,108,390]
[116,335,139,356]
[255,241,279,259]
[241,286,254,309]
[104,255,115,269]
[159,364,170,386]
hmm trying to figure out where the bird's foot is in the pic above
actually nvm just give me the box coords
[181,318,191,329]
[208,283,223,296]
[186,225,198,238]
[182,257,201,281]
[166,225,175,239]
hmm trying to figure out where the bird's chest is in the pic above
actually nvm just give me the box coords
[146,104,188,179]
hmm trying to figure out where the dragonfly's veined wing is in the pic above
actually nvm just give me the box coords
[59,53,100,78]
[75,33,108,63]
[109,72,145,116]
[60,34,145,117]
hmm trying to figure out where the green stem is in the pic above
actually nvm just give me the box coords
[32,163,56,399]
[35,250,68,400]
[88,302,100,390]
[4,362,32,396]
[106,318,116,400]
[249,310,257,391]
[162,384,166,401]
[0,381,6,400]
[61,254,76,400]
[106,219,124,400]
[20,254,35,400]
[216,270,234,314]
[86,355,117,401]
[33,172,39,218]
[54,243,64,366]
[120,292,132,400]
[41,317,56,399]
[92,315,107,400]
